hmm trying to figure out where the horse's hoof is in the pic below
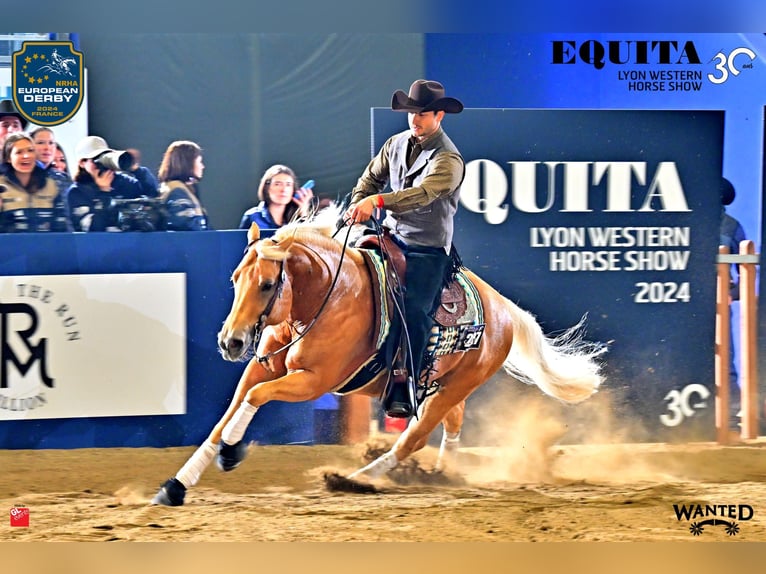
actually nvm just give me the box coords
[217,440,247,472]
[151,478,186,506]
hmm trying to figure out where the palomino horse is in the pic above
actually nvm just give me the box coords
[152,208,605,506]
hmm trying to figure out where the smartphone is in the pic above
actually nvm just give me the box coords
[295,179,314,199]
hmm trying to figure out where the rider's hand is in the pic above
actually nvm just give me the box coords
[344,196,379,224]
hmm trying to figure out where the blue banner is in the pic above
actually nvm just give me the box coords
[373,108,723,441]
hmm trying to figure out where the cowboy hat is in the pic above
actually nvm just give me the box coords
[391,80,463,114]
[0,99,28,129]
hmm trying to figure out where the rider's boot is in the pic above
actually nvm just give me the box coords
[382,370,414,419]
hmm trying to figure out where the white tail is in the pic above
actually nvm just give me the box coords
[502,301,606,404]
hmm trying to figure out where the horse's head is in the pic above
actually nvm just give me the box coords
[217,223,295,361]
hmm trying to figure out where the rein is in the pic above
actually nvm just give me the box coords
[252,222,355,363]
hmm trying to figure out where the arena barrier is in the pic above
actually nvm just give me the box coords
[0,231,349,449]
[716,240,760,444]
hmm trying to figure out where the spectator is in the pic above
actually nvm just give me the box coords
[0,132,69,233]
[238,164,314,230]
[123,146,159,198]
[0,100,26,161]
[31,127,72,197]
[158,140,209,231]
[65,135,157,232]
[52,143,71,178]
[720,176,747,430]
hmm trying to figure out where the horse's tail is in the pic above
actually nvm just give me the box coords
[501,301,606,404]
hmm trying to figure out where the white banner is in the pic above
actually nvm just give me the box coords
[0,273,186,420]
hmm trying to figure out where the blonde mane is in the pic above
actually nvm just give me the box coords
[266,203,364,265]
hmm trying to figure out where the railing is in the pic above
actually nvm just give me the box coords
[0,34,55,65]
[715,240,760,444]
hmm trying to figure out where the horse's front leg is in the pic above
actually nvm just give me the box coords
[218,366,326,450]
[152,354,283,506]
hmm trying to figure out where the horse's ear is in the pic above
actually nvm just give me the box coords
[248,222,261,243]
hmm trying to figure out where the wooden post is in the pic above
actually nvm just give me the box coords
[739,240,759,439]
[715,245,731,445]
[339,393,371,444]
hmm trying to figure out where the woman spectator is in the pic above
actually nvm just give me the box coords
[52,143,71,178]
[158,140,209,231]
[0,132,69,233]
[238,164,314,230]
[31,127,72,199]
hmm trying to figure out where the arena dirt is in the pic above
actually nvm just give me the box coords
[3,431,766,542]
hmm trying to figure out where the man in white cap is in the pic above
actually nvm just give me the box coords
[65,135,159,232]
[344,79,465,418]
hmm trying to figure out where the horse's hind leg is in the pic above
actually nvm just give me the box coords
[348,384,471,480]
[434,400,465,472]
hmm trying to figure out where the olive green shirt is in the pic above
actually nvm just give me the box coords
[350,127,464,213]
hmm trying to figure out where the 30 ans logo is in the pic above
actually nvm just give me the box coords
[11,41,83,127]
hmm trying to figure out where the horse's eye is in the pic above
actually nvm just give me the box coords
[261,281,274,292]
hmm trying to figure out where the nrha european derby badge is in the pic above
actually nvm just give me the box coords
[12,41,84,127]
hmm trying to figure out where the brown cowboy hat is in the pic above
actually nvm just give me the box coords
[0,99,28,129]
[391,80,463,114]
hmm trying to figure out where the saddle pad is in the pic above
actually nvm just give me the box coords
[358,248,391,350]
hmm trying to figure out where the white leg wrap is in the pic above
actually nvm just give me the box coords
[175,440,217,488]
[348,450,399,480]
[435,430,460,471]
[221,401,258,445]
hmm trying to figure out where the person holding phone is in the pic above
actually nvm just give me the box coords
[238,164,314,230]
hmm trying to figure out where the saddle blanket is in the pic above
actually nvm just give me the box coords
[332,249,485,395]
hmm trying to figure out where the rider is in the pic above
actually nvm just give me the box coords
[344,79,465,418]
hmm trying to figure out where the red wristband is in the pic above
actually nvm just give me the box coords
[376,194,384,209]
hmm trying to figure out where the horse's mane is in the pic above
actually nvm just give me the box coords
[269,203,365,262]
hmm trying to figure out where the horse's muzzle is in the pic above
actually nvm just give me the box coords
[217,327,254,362]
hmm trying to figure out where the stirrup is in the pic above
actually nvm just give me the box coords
[382,375,415,418]
[385,400,413,419]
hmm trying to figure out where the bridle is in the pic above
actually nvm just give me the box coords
[243,223,354,363]
[251,261,286,360]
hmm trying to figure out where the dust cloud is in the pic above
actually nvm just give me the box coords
[450,382,683,486]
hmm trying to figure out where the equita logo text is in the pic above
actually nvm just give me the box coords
[551,40,701,70]
[674,503,754,536]
[11,41,84,126]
